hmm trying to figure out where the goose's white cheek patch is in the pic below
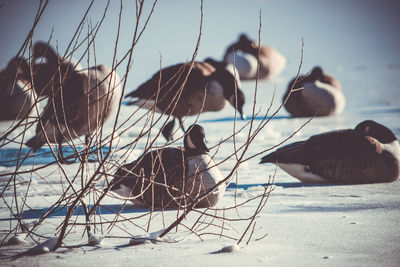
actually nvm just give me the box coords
[186,134,197,150]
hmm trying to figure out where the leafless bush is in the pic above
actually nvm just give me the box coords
[0,0,309,257]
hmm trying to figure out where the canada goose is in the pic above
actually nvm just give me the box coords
[223,34,286,80]
[26,42,121,163]
[283,66,345,117]
[109,124,225,208]
[0,57,37,121]
[260,120,400,184]
[125,61,245,140]
[32,41,82,97]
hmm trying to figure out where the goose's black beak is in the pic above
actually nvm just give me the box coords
[196,138,210,154]
[239,109,246,120]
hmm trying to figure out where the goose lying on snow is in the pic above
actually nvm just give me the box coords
[223,34,286,80]
[26,42,121,163]
[109,124,225,208]
[124,61,245,140]
[283,66,345,117]
[0,57,37,121]
[260,120,400,184]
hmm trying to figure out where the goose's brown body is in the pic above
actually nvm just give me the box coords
[261,121,400,184]
[223,34,286,80]
[26,42,121,151]
[0,57,37,121]
[110,125,225,208]
[126,61,244,118]
[284,67,345,117]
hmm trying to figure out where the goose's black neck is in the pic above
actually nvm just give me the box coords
[183,124,209,157]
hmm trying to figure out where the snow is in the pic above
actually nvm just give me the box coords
[1,0,400,266]
[88,231,105,246]
[215,244,240,253]
[26,237,59,255]
[129,229,165,245]
[7,234,28,246]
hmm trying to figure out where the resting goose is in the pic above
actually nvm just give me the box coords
[26,42,121,163]
[109,124,225,208]
[223,34,286,80]
[125,61,245,140]
[260,120,400,184]
[0,57,37,121]
[283,66,345,117]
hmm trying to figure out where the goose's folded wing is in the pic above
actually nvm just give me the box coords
[260,141,308,164]
[260,129,365,165]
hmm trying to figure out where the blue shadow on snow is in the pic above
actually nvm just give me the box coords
[0,146,110,167]
[0,204,153,221]
[227,182,344,190]
[200,115,291,123]
[0,182,354,221]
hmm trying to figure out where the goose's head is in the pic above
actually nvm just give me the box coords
[33,41,58,63]
[211,69,245,120]
[355,120,397,144]
[6,57,31,81]
[184,124,209,157]
[32,41,76,96]
[310,66,324,81]
[227,88,246,120]
[237,34,252,49]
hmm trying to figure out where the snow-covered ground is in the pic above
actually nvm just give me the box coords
[1,0,400,266]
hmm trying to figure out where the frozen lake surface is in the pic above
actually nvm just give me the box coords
[1,0,400,266]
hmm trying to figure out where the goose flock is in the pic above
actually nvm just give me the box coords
[1,34,399,209]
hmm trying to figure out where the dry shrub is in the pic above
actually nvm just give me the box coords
[0,0,308,256]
